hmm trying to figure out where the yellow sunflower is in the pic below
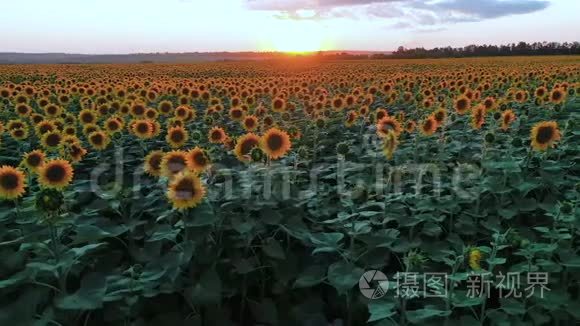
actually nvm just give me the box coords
[234,133,260,163]
[261,128,292,160]
[166,172,206,210]
[144,150,164,177]
[21,150,45,172]
[531,121,561,151]
[186,147,211,172]
[38,159,74,189]
[0,166,27,199]
[166,126,189,148]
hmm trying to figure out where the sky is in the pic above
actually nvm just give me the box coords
[0,0,578,53]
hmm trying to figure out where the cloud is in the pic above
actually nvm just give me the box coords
[431,0,550,19]
[246,0,401,11]
[246,0,551,26]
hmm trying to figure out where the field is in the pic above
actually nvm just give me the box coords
[0,56,579,325]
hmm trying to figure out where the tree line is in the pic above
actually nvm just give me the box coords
[386,41,580,59]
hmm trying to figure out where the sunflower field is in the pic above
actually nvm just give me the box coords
[0,56,579,325]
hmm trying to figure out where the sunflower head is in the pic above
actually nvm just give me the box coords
[166,172,206,210]
[22,150,45,172]
[166,126,189,148]
[376,116,402,137]
[41,131,63,150]
[471,105,486,130]
[242,115,258,131]
[131,119,154,139]
[144,150,164,177]
[234,133,260,163]
[38,159,74,190]
[531,121,561,151]
[161,151,189,177]
[208,127,227,144]
[420,116,438,136]
[0,166,27,200]
[550,88,566,104]
[261,128,292,160]
[500,109,516,131]
[88,131,111,151]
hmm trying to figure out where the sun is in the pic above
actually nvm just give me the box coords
[260,22,332,53]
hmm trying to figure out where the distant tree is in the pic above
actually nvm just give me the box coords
[388,41,580,59]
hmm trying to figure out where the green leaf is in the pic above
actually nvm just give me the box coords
[406,307,450,324]
[294,265,327,288]
[368,301,396,322]
[184,201,217,227]
[56,272,107,310]
[327,261,363,294]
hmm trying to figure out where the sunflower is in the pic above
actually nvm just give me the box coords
[331,96,344,111]
[549,88,566,104]
[482,97,496,111]
[82,123,100,136]
[7,119,26,131]
[10,128,29,141]
[471,104,486,130]
[22,150,45,172]
[88,131,111,150]
[531,121,561,151]
[174,105,191,120]
[158,100,173,115]
[376,116,402,137]
[234,133,260,163]
[186,147,210,172]
[344,110,358,127]
[41,131,63,150]
[37,159,74,189]
[453,95,471,114]
[0,166,27,199]
[420,116,438,136]
[261,128,291,160]
[242,115,258,131]
[535,86,547,98]
[514,90,528,103]
[160,151,189,177]
[375,108,388,121]
[208,127,227,144]
[382,130,398,160]
[131,119,154,139]
[66,143,87,163]
[432,108,447,126]
[130,102,146,117]
[272,97,286,112]
[15,103,32,117]
[35,120,56,135]
[144,150,164,177]
[63,126,77,136]
[500,110,516,131]
[79,109,97,125]
[104,117,124,134]
[44,104,62,117]
[468,248,482,271]
[229,107,245,121]
[405,120,416,133]
[166,171,206,210]
[166,126,189,148]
